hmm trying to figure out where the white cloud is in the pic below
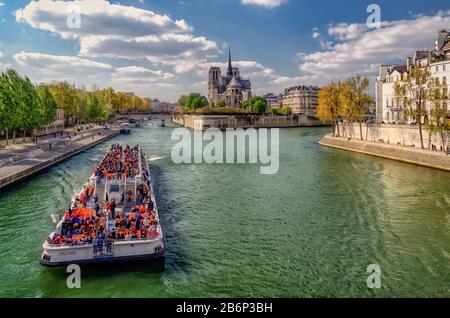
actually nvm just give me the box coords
[11,51,181,99]
[15,0,220,77]
[15,0,191,39]
[297,10,450,85]
[328,23,367,41]
[13,51,112,76]
[241,0,287,9]
[111,65,175,85]
[80,33,219,64]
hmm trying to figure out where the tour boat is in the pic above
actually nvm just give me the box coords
[120,123,131,134]
[40,145,165,267]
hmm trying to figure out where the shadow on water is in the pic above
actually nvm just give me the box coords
[149,164,192,275]
[40,257,166,280]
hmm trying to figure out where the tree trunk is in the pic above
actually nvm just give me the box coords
[336,121,340,137]
[419,123,424,149]
[441,130,446,152]
[365,121,369,141]
[5,129,9,146]
[359,121,363,141]
[13,130,16,144]
[22,130,26,143]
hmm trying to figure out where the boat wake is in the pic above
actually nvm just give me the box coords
[148,156,165,162]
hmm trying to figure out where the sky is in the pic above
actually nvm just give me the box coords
[0,0,450,102]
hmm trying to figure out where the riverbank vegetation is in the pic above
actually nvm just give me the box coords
[178,92,292,116]
[394,67,449,149]
[0,68,150,145]
[318,71,449,150]
[318,75,372,140]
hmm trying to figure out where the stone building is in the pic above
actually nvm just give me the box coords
[264,93,283,109]
[376,29,450,123]
[282,85,319,115]
[208,48,252,107]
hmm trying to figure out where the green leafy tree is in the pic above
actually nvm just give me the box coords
[244,96,267,114]
[185,93,208,110]
[178,95,187,108]
[87,93,103,122]
[0,70,18,145]
[279,106,292,116]
[216,100,227,108]
[36,84,57,127]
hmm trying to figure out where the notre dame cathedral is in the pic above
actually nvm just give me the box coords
[208,48,252,107]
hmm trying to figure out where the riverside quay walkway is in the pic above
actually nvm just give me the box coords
[320,134,450,172]
[0,128,119,191]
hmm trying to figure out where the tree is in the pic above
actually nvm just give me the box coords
[48,81,78,125]
[178,95,187,108]
[317,82,343,136]
[0,70,18,145]
[36,84,57,127]
[279,106,292,116]
[87,93,103,122]
[340,74,372,140]
[141,99,151,113]
[427,78,449,151]
[185,93,208,110]
[116,92,132,113]
[394,67,432,149]
[244,96,267,114]
[251,96,267,114]
[75,86,88,124]
[216,100,227,108]
[131,95,143,113]
[96,87,116,118]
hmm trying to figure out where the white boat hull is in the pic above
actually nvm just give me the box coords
[40,236,164,267]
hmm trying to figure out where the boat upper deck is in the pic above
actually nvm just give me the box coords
[46,144,162,247]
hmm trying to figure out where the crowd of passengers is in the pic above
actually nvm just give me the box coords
[93,144,141,180]
[47,146,159,246]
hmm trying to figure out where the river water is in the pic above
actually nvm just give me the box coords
[0,121,449,297]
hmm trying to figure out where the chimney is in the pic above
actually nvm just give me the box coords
[438,29,448,51]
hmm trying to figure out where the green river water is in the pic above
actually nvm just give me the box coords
[0,122,449,297]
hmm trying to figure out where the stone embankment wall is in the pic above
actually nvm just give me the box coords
[336,123,448,150]
[171,114,330,130]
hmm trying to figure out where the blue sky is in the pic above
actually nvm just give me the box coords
[0,0,450,101]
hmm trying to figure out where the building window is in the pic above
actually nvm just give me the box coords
[443,77,447,85]
[444,64,447,72]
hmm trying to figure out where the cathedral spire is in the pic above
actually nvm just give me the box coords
[227,45,233,77]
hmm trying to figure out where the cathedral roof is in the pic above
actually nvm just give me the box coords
[228,77,243,88]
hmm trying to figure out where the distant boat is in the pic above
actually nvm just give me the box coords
[120,123,131,134]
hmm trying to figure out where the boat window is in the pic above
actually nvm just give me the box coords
[110,185,120,193]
